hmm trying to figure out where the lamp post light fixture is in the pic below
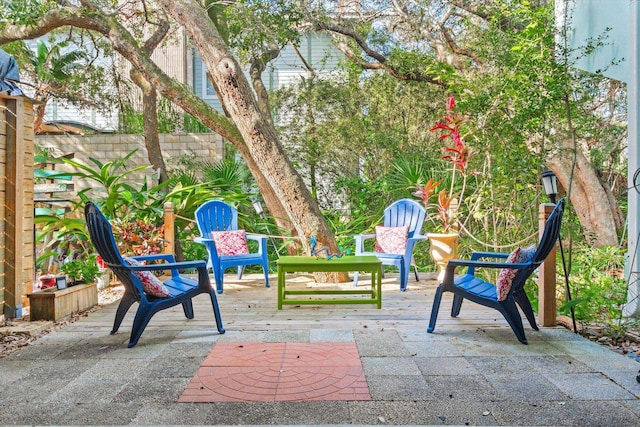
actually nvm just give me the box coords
[541,170,558,203]
[252,199,264,216]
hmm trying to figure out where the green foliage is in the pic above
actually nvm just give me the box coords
[60,255,100,285]
[3,28,118,119]
[0,0,58,27]
[118,98,184,134]
[34,213,92,274]
[183,113,211,133]
[61,150,152,217]
[200,158,253,195]
[32,39,85,84]
[559,245,628,325]
[222,0,304,62]
[118,103,144,134]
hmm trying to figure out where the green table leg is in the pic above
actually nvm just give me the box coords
[277,265,284,310]
[373,266,382,309]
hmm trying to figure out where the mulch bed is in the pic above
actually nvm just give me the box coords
[0,285,124,358]
[557,315,640,362]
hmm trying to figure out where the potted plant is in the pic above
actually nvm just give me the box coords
[60,254,101,286]
[414,180,460,281]
[414,95,478,280]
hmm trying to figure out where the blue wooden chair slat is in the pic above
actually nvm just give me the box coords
[457,277,497,299]
[354,198,427,291]
[84,202,225,347]
[427,199,564,344]
[194,200,270,294]
[163,277,199,295]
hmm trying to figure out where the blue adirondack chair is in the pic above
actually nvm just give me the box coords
[354,198,427,291]
[194,200,270,294]
[84,202,225,348]
[427,199,564,344]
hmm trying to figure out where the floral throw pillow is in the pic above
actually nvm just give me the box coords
[211,229,250,256]
[374,226,409,254]
[123,257,170,298]
[496,248,528,301]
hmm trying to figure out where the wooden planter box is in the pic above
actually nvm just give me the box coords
[27,282,98,321]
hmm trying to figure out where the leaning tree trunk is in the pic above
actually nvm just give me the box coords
[32,101,46,134]
[157,0,347,281]
[131,70,169,183]
[546,144,623,247]
[0,1,343,278]
[108,11,301,258]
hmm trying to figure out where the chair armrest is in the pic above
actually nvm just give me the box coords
[469,251,509,261]
[132,254,176,264]
[246,233,268,254]
[354,233,375,254]
[408,234,427,246]
[246,233,267,242]
[126,260,206,272]
[194,237,220,262]
[443,258,531,284]
[126,260,206,279]
[404,235,428,258]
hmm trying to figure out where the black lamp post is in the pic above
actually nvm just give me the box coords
[541,170,558,203]
[540,169,577,333]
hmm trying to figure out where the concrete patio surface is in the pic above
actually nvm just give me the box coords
[0,271,639,426]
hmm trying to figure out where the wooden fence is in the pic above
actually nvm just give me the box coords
[0,94,35,319]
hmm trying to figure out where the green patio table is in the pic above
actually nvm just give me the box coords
[277,255,382,309]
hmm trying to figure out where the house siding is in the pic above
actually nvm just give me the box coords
[192,33,342,111]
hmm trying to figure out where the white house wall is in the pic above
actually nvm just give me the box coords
[44,98,117,132]
[193,33,343,112]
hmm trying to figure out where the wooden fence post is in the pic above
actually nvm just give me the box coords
[538,203,557,327]
[1,95,35,319]
[163,201,175,256]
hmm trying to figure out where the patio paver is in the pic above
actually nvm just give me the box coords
[0,271,638,426]
[179,342,370,402]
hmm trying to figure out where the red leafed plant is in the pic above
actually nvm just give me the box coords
[430,95,472,173]
[414,95,477,233]
[111,218,166,256]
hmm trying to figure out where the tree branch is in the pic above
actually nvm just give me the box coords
[249,43,280,126]
[0,8,109,45]
[328,32,448,87]
[142,19,170,53]
[441,25,484,68]
[317,22,388,64]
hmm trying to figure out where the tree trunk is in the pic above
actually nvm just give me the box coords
[131,70,169,183]
[0,1,346,280]
[546,146,623,247]
[32,102,46,134]
[157,0,347,280]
